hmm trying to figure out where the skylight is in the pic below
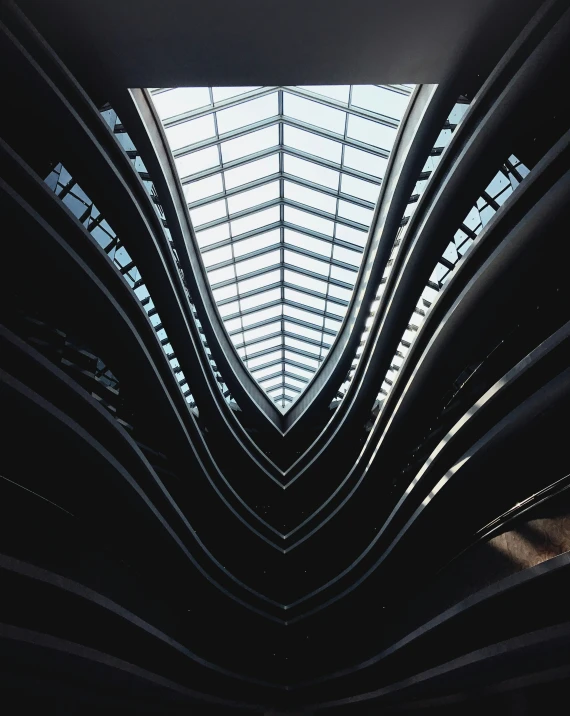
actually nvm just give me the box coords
[151,85,414,411]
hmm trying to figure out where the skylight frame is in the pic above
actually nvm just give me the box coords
[151,84,413,410]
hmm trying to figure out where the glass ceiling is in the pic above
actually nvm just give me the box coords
[150,85,414,411]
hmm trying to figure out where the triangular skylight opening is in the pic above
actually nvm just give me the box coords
[150,85,414,412]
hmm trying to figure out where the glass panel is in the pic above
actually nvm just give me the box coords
[184,173,223,203]
[351,85,410,119]
[233,229,281,257]
[231,206,280,236]
[153,87,212,119]
[347,115,397,151]
[284,229,332,259]
[284,154,339,189]
[212,87,261,102]
[284,181,337,214]
[284,206,334,236]
[165,114,216,150]
[341,174,380,203]
[217,92,278,134]
[227,181,280,214]
[283,125,343,163]
[284,92,346,134]
[153,84,410,408]
[236,249,280,277]
[221,125,279,163]
[343,146,388,178]
[224,154,279,190]
[298,85,351,103]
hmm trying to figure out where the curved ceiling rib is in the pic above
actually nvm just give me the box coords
[151,85,413,411]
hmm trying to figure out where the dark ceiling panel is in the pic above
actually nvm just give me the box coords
[17,0,541,90]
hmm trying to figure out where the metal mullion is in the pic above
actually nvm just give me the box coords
[283,299,342,323]
[172,115,280,158]
[282,314,338,337]
[228,316,283,337]
[210,262,281,290]
[282,173,376,210]
[282,198,369,232]
[194,197,281,232]
[205,242,281,271]
[284,359,317,375]
[277,87,286,400]
[250,358,285,374]
[273,344,322,363]
[195,195,369,236]
[282,280,347,306]
[217,280,283,306]
[284,243,360,272]
[227,299,283,322]
[283,370,309,384]
[282,86,400,128]
[320,87,350,360]
[284,330,330,350]
[201,218,365,255]
[282,146,382,184]
[234,330,282,350]
[180,144,383,186]
[180,145,281,184]
[187,172,282,209]
[281,116,390,158]
[210,86,244,369]
[283,263,353,290]
[246,345,287,362]
[198,221,282,252]
[282,382,302,394]
[162,87,279,127]
[257,370,285,385]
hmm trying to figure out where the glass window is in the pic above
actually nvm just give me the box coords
[165,114,216,150]
[202,244,233,267]
[216,93,278,134]
[175,146,219,177]
[284,154,339,189]
[284,93,346,134]
[154,88,211,120]
[351,86,410,119]
[285,350,319,369]
[298,85,351,103]
[284,229,332,259]
[190,198,227,227]
[231,206,280,236]
[337,200,374,225]
[221,125,279,163]
[240,287,281,311]
[227,181,280,215]
[153,84,409,406]
[344,146,388,178]
[285,287,325,311]
[285,206,334,236]
[283,125,342,163]
[247,349,282,368]
[347,115,397,151]
[224,154,279,190]
[233,229,281,257]
[236,249,280,277]
[242,305,282,327]
[284,180,337,214]
[284,248,330,277]
[341,174,380,203]
[184,173,223,203]
[212,87,261,102]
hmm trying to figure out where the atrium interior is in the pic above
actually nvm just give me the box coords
[1,0,570,713]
